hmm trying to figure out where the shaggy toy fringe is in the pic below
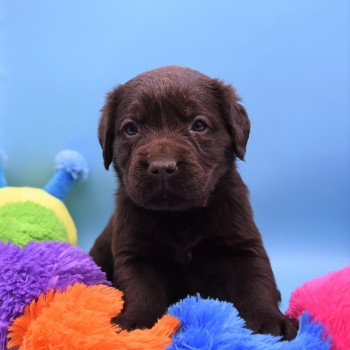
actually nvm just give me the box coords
[8,284,180,350]
[167,295,330,350]
[287,266,350,350]
[0,242,110,350]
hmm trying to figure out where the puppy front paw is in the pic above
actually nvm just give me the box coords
[112,310,161,330]
[113,314,137,330]
[246,312,298,340]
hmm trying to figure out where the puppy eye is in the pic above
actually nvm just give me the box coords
[191,119,208,132]
[123,122,139,136]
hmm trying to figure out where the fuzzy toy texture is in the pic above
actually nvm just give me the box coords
[286,266,350,350]
[167,295,330,350]
[0,202,68,247]
[8,284,180,350]
[54,150,89,181]
[0,242,110,350]
[44,150,89,200]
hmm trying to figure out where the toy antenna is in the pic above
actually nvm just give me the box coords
[44,150,89,201]
[0,149,7,188]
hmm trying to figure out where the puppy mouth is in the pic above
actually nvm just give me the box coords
[143,186,189,210]
[140,182,208,211]
[145,194,185,210]
[124,160,214,211]
[144,195,208,211]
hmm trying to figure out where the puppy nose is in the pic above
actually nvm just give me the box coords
[149,158,177,176]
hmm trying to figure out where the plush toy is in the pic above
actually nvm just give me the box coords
[0,241,110,350]
[287,266,350,350]
[0,150,88,247]
[167,296,329,350]
[0,242,178,350]
[7,284,179,350]
[3,237,348,350]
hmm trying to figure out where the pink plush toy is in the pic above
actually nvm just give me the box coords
[287,266,350,350]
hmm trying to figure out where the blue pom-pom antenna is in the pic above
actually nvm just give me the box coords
[44,150,89,201]
[0,149,7,188]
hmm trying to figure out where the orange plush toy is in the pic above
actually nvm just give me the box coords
[8,284,179,350]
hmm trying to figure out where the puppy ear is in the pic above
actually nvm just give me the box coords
[231,101,250,160]
[98,85,124,169]
[214,81,250,160]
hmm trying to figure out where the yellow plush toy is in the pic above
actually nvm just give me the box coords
[0,149,88,246]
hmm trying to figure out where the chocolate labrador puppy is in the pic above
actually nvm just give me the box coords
[90,66,297,339]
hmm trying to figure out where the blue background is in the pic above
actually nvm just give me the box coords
[0,0,349,311]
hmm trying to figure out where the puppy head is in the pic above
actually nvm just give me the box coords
[99,66,250,211]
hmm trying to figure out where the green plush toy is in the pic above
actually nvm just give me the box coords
[0,149,88,247]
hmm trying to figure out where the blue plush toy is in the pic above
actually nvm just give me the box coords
[167,296,330,350]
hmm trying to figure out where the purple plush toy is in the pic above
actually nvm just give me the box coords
[0,241,110,349]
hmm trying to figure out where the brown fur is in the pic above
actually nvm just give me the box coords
[90,66,297,339]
